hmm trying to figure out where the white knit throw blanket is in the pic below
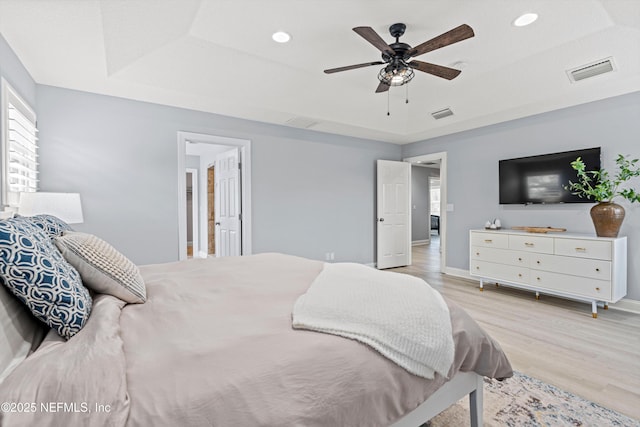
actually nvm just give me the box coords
[292,263,454,379]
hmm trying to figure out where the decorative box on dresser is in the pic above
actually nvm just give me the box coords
[469,229,627,318]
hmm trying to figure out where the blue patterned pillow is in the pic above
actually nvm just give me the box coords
[22,214,73,238]
[0,217,91,339]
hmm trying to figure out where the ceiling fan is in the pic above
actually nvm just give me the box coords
[324,23,475,93]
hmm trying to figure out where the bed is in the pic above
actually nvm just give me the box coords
[0,215,512,427]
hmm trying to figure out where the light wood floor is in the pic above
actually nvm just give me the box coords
[392,236,640,420]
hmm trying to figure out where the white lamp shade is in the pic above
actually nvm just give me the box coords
[18,192,84,224]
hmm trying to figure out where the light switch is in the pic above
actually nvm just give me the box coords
[446,204,454,212]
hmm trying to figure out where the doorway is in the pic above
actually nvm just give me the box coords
[177,132,252,261]
[404,152,447,273]
[429,176,441,253]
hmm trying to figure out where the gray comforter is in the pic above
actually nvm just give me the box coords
[0,253,512,427]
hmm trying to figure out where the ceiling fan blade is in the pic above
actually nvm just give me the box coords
[375,81,390,93]
[409,60,462,80]
[353,27,395,56]
[324,61,385,74]
[408,24,474,57]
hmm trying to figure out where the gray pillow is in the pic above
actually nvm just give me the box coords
[55,232,146,304]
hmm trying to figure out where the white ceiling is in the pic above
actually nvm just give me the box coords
[0,0,638,144]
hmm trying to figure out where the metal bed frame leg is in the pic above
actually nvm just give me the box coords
[469,375,484,427]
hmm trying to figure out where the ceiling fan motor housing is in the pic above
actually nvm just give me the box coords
[382,42,411,62]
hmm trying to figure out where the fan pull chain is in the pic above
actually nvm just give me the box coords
[387,90,390,116]
[406,84,409,104]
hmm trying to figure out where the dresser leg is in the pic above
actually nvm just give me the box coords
[592,301,598,318]
[604,303,609,310]
[479,279,484,292]
[535,292,540,300]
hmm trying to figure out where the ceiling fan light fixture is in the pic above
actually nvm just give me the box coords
[378,66,414,87]
[513,13,538,27]
[272,31,291,43]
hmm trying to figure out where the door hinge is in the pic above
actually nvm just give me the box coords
[239,213,243,221]
[238,162,242,171]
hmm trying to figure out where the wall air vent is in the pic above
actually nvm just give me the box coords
[431,108,454,120]
[567,57,615,83]
[285,117,319,129]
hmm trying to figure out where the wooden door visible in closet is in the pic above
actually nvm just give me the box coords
[208,166,215,255]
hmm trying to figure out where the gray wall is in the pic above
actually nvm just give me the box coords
[36,85,401,265]
[402,91,640,300]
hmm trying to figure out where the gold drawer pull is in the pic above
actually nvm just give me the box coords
[518,274,522,278]
[484,239,493,243]
[575,247,587,252]
[596,287,601,291]
[595,268,600,272]
[518,257,522,261]
[525,242,534,247]
[476,266,480,270]
[536,277,541,281]
[476,252,480,256]
[536,260,541,264]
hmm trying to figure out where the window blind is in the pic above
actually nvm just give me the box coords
[2,79,38,207]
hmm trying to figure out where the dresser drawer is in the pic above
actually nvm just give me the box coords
[554,238,612,261]
[470,232,509,249]
[530,270,613,300]
[471,246,530,267]
[508,234,554,254]
[470,260,528,285]
[530,253,611,281]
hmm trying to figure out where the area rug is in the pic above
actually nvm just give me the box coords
[428,371,639,427]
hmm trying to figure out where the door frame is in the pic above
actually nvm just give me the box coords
[186,168,199,256]
[177,131,252,260]
[403,152,447,273]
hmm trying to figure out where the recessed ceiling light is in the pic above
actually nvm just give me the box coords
[513,13,538,27]
[272,31,291,43]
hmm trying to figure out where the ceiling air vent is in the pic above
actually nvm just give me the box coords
[431,108,454,120]
[567,57,615,83]
[285,117,319,129]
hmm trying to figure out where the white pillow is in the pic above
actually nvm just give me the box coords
[55,232,146,304]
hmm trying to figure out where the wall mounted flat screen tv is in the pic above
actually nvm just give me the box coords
[499,147,601,204]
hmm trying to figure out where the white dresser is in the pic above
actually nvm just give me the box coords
[469,229,627,317]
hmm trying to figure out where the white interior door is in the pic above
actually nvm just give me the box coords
[214,148,241,257]
[377,160,411,269]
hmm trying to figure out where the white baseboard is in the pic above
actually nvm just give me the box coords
[448,268,640,315]
[412,240,429,246]
[609,298,640,314]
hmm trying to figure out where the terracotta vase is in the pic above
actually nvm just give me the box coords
[590,202,625,238]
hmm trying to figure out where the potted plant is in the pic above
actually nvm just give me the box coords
[566,154,640,237]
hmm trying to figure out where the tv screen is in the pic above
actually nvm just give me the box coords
[499,147,601,204]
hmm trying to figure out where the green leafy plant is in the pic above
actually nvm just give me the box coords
[566,154,640,203]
